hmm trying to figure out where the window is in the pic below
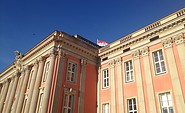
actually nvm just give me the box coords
[127,98,137,113]
[43,61,50,82]
[153,50,166,74]
[27,70,34,89]
[37,93,43,113]
[66,62,77,83]
[125,60,134,83]
[102,103,109,113]
[159,92,174,113]
[63,94,74,113]
[102,69,109,88]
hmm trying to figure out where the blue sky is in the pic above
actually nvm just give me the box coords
[0,0,185,72]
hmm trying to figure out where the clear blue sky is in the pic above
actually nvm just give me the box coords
[0,0,185,72]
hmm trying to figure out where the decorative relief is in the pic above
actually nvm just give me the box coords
[132,50,140,59]
[163,38,173,49]
[141,47,149,57]
[50,47,58,57]
[57,45,66,58]
[173,34,184,45]
[81,59,87,65]
[115,57,122,65]
[108,60,115,67]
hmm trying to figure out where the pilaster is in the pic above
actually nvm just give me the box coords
[173,34,185,81]
[109,59,116,113]
[15,65,31,113]
[42,48,56,113]
[141,47,157,113]
[132,50,146,113]
[0,79,9,113]
[115,57,124,113]
[24,60,39,113]
[163,38,185,113]
[29,56,45,113]
[78,59,87,113]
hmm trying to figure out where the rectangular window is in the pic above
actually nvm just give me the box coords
[102,69,109,88]
[102,103,109,113]
[66,62,77,83]
[127,98,137,113]
[125,60,134,83]
[43,61,50,82]
[37,93,43,113]
[153,50,166,74]
[63,94,74,113]
[159,92,174,113]
[27,70,34,89]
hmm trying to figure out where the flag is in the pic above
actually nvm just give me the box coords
[97,39,108,47]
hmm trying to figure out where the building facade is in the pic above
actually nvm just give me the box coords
[98,8,185,113]
[0,31,99,113]
[0,8,185,113]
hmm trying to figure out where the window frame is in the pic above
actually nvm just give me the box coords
[42,61,50,82]
[158,92,174,113]
[152,49,166,75]
[127,98,137,113]
[27,70,34,89]
[124,60,134,83]
[62,93,75,113]
[66,61,78,83]
[102,103,109,113]
[102,69,109,89]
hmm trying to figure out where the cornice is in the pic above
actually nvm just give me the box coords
[99,11,185,58]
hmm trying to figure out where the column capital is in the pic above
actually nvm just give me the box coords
[38,56,45,63]
[115,57,122,65]
[109,59,115,68]
[81,59,87,66]
[58,46,66,59]
[173,34,184,45]
[33,60,39,67]
[50,47,57,57]
[163,38,173,49]
[132,50,140,59]
[141,47,149,57]
[25,65,31,71]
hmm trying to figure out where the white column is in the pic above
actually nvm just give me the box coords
[78,59,87,113]
[109,59,116,113]
[141,47,157,113]
[24,60,39,113]
[115,57,124,113]
[0,80,9,113]
[14,66,31,113]
[5,72,19,113]
[42,49,56,113]
[51,48,66,113]
[163,38,185,113]
[29,57,45,113]
[132,50,146,113]
[2,76,15,113]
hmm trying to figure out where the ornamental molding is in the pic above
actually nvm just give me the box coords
[140,47,149,57]
[173,34,184,45]
[163,38,173,49]
[132,50,140,59]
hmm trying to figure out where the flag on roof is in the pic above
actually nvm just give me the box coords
[97,39,108,47]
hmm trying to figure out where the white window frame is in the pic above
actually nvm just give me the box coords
[152,49,166,75]
[124,60,134,83]
[127,98,137,113]
[37,93,44,113]
[102,69,109,89]
[63,93,74,113]
[43,61,50,82]
[27,70,34,89]
[66,61,77,83]
[159,92,174,113]
[102,103,109,113]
